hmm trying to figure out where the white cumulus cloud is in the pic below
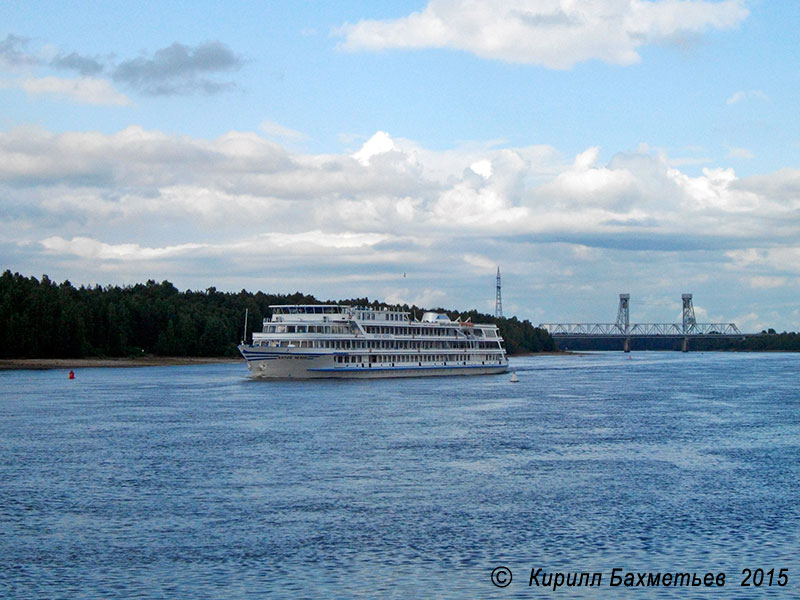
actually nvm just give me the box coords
[337,0,749,68]
[40,236,206,260]
[353,131,396,165]
[17,76,131,106]
[726,89,768,105]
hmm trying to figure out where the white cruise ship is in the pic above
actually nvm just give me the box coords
[238,304,509,378]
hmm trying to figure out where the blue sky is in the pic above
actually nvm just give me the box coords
[2,0,799,331]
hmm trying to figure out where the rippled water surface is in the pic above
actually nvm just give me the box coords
[1,352,799,598]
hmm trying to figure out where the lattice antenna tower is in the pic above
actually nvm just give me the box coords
[495,267,503,318]
[616,294,630,334]
[682,293,697,333]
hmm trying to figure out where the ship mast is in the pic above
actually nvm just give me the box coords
[495,267,503,318]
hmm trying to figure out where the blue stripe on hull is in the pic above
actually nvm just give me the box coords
[240,351,319,360]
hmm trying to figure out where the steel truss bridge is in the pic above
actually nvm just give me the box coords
[540,294,747,352]
[543,321,743,337]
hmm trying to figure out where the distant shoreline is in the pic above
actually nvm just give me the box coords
[0,352,571,371]
[0,357,242,371]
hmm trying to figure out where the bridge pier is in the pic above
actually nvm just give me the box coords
[682,337,689,353]
[623,337,631,353]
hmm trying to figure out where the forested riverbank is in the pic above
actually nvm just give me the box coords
[0,271,554,359]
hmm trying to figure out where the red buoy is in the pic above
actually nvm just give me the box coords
[69,370,75,380]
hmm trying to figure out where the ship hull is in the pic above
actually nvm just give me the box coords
[239,345,508,379]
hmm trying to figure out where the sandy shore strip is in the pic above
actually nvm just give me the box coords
[0,357,242,371]
[1,352,572,371]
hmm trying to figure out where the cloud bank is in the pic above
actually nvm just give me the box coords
[0,35,242,102]
[337,0,749,68]
[17,76,132,106]
[2,125,798,329]
[112,41,244,96]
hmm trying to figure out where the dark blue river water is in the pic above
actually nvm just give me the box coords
[1,352,798,599]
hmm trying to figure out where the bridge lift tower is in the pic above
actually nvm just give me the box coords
[681,293,697,351]
[682,293,697,333]
[539,292,745,353]
[616,294,630,333]
[617,294,631,352]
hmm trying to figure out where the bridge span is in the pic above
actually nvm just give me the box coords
[540,294,749,352]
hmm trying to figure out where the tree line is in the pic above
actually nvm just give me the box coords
[0,271,554,359]
[691,330,800,352]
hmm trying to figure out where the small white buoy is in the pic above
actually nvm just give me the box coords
[510,372,519,383]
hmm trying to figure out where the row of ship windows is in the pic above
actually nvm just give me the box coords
[266,325,350,334]
[255,339,503,350]
[363,326,491,337]
[357,312,406,321]
[273,306,342,314]
[270,309,407,320]
[264,324,495,338]
[334,354,505,364]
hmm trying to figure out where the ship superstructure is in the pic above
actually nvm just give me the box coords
[238,305,508,378]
